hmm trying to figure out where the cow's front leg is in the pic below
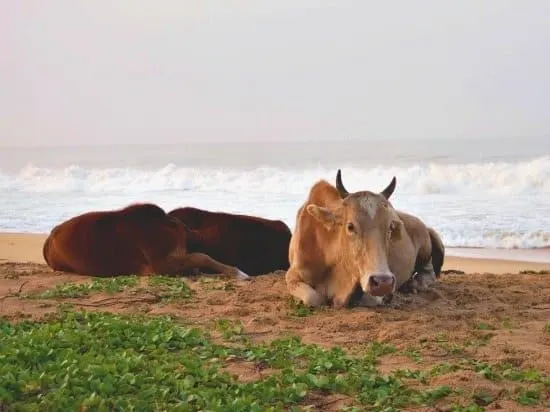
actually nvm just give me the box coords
[285,268,327,307]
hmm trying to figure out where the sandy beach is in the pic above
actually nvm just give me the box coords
[2,232,548,275]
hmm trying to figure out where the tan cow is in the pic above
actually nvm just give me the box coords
[286,172,443,308]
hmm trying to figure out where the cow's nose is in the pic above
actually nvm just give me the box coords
[367,273,396,296]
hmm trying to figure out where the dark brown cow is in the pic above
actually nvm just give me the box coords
[42,203,251,279]
[167,206,292,276]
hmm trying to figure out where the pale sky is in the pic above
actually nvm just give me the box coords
[2,0,549,147]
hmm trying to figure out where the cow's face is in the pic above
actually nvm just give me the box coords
[307,175,401,297]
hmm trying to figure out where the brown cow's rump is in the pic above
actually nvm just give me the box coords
[168,206,291,276]
[42,203,250,280]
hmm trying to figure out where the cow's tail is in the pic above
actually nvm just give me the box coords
[428,227,445,278]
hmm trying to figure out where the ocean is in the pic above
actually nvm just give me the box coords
[1,137,549,251]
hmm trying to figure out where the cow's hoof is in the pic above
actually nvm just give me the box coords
[414,278,433,292]
[414,272,437,292]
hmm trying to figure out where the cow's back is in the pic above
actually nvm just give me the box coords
[168,206,209,230]
[388,210,433,288]
[169,207,291,275]
[44,204,184,276]
[287,181,341,281]
[395,212,445,278]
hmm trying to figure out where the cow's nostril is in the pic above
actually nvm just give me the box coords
[370,274,395,286]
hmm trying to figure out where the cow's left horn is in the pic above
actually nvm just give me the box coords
[380,177,397,200]
[335,169,350,198]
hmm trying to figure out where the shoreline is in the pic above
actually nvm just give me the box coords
[447,246,550,264]
[1,232,549,275]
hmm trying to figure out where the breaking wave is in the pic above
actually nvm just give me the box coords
[1,156,549,195]
[1,156,549,250]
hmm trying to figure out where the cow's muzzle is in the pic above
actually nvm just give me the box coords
[361,272,396,296]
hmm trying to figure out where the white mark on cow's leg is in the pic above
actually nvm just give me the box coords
[359,195,379,219]
[236,269,251,281]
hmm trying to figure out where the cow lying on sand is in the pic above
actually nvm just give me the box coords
[168,206,292,276]
[43,203,251,280]
[285,173,444,308]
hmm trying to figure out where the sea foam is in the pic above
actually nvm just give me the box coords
[2,156,549,195]
[1,156,549,250]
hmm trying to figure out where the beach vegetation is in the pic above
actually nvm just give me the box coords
[23,275,194,302]
[0,309,452,411]
[1,308,548,411]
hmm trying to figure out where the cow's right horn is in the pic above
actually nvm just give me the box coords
[380,176,397,200]
[335,169,350,198]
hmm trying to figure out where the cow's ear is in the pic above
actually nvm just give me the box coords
[389,219,403,241]
[306,205,341,230]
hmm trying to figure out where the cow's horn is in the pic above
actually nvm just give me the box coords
[335,169,350,198]
[380,176,397,200]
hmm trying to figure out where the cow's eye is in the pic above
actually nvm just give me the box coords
[346,222,355,233]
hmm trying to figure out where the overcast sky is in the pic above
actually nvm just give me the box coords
[2,0,549,147]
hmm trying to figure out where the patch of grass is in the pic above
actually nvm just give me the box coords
[214,319,249,344]
[472,390,494,406]
[147,275,193,302]
[433,332,449,342]
[0,309,463,411]
[450,403,486,412]
[429,362,462,377]
[497,363,550,384]
[475,322,496,331]
[287,297,314,317]
[500,319,516,330]
[437,341,466,356]
[515,387,542,406]
[543,324,550,333]
[391,355,550,408]
[365,342,397,359]
[198,277,237,291]
[464,331,494,348]
[453,359,550,392]
[415,334,469,357]
[403,346,423,363]
[26,276,139,299]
